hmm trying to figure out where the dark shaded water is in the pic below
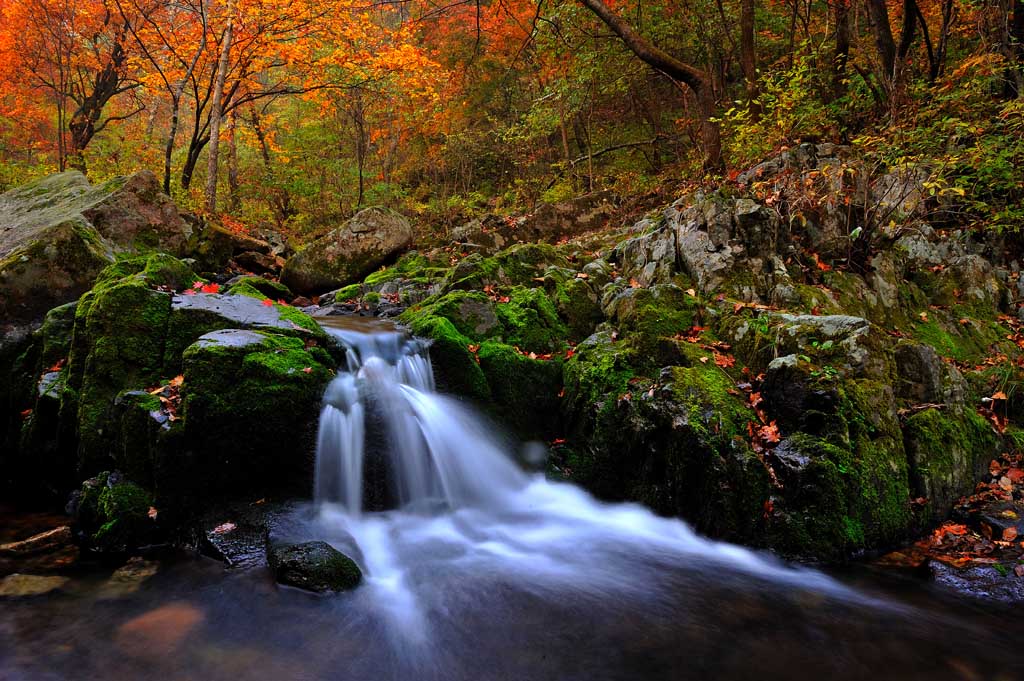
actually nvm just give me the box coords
[1,542,1021,681]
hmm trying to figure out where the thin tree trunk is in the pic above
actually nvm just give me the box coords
[577,0,723,171]
[832,0,851,100]
[227,110,239,212]
[204,0,234,214]
[740,0,760,119]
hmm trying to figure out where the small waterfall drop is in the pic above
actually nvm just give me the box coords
[307,316,882,647]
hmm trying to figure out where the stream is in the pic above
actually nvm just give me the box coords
[2,317,1022,680]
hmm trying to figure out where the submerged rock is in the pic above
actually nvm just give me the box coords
[0,573,69,597]
[267,540,362,592]
[282,207,413,295]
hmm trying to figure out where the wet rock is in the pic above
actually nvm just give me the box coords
[928,560,1024,604]
[98,556,160,598]
[267,540,362,592]
[614,225,676,288]
[68,472,157,554]
[760,355,839,434]
[282,207,413,295]
[0,573,69,597]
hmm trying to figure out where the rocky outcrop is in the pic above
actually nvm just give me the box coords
[3,253,338,516]
[0,171,195,325]
[282,207,413,295]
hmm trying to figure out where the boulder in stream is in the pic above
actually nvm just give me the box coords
[268,540,362,593]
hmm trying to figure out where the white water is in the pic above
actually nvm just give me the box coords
[309,318,883,644]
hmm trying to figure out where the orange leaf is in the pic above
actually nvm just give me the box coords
[261,298,274,307]
[200,282,220,294]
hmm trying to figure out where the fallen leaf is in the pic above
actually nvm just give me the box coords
[302,367,313,374]
[211,522,236,535]
[699,356,710,364]
[919,311,929,322]
[261,298,274,307]
[1002,527,1018,542]
[147,507,159,520]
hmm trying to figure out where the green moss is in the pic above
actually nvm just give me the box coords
[614,286,695,367]
[179,331,334,499]
[225,276,292,300]
[275,303,323,333]
[477,341,563,439]
[224,282,267,300]
[903,407,998,523]
[333,284,362,301]
[495,286,568,353]
[405,315,491,402]
[89,479,156,553]
[364,267,400,287]
[401,290,499,341]
[363,292,381,305]
[546,273,603,341]
[667,365,752,441]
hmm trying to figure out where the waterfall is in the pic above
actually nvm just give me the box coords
[315,319,524,515]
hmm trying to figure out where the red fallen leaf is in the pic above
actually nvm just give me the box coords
[302,367,313,374]
[763,499,774,518]
[749,392,763,408]
[628,278,641,288]
[1006,468,1024,483]
[733,302,745,313]
[564,348,575,360]
[277,298,289,306]
[714,353,736,368]
[46,358,66,372]
[759,422,781,444]
[551,438,567,446]
[183,289,197,296]
[811,306,821,316]
[211,522,236,535]
[557,388,565,398]
[498,296,510,304]
[1003,527,1018,542]
[169,375,184,388]
[618,392,632,402]
[19,408,32,420]
[261,298,274,307]
[191,281,204,290]
[148,507,159,520]
[992,391,1008,401]
[959,318,970,325]
[467,344,480,354]
[199,282,219,294]
[1016,565,1024,578]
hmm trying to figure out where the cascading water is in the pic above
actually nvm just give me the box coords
[300,316,876,649]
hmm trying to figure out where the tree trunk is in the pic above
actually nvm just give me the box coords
[204,2,234,214]
[740,0,760,119]
[832,0,851,101]
[577,0,723,171]
[866,0,897,80]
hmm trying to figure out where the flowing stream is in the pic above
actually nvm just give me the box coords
[1,317,1022,680]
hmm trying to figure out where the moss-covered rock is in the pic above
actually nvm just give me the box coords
[403,290,500,341]
[477,341,563,439]
[268,540,362,592]
[179,329,334,499]
[495,286,568,353]
[67,471,157,555]
[903,407,1000,524]
[404,315,490,402]
[224,276,292,300]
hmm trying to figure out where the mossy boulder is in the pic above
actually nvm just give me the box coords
[67,471,157,555]
[444,243,568,291]
[403,315,490,402]
[0,171,194,323]
[765,378,913,561]
[477,341,563,439]
[561,338,770,540]
[495,286,568,353]
[281,207,413,295]
[405,290,500,341]
[224,275,292,301]
[180,329,334,499]
[903,407,1000,524]
[268,541,362,592]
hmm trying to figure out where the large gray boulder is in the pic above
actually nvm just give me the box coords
[0,171,194,324]
[281,207,413,295]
